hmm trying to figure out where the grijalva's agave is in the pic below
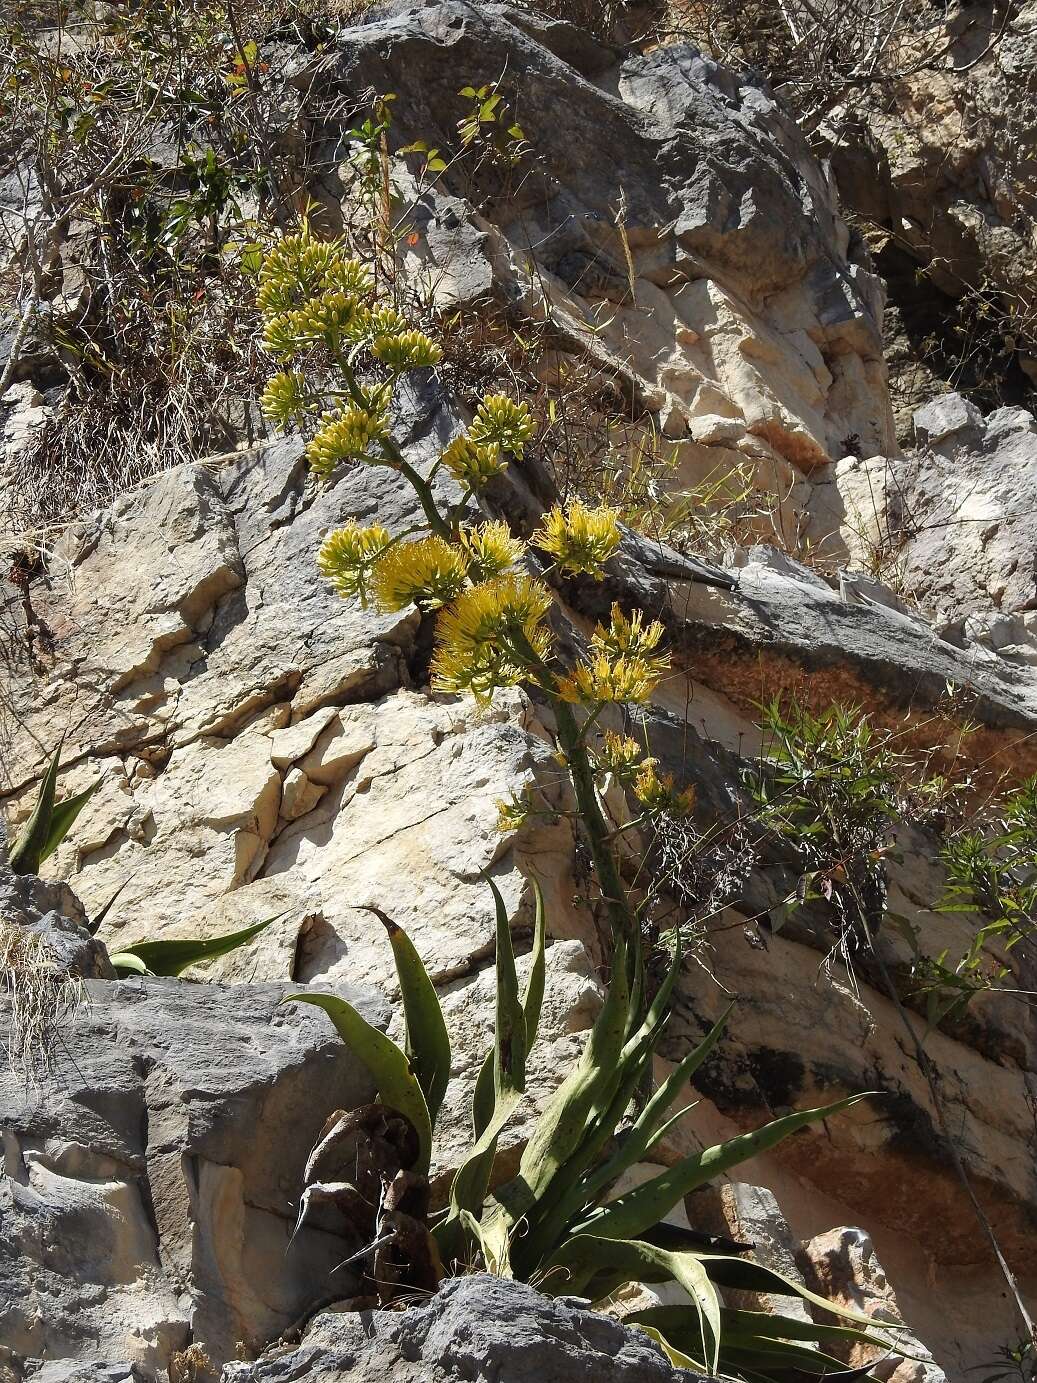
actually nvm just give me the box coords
[250,223,902,1378]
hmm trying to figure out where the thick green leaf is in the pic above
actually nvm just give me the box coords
[441,879,547,1262]
[633,1324,704,1372]
[367,907,451,1126]
[42,777,102,864]
[696,1254,902,1330]
[473,879,547,1138]
[109,951,148,976]
[10,744,62,875]
[287,991,433,1174]
[547,1234,722,1372]
[580,1004,733,1205]
[575,1094,872,1242]
[114,916,279,978]
[494,930,631,1263]
[635,1305,896,1355]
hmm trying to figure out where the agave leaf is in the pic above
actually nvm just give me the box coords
[109,950,148,976]
[473,877,547,1138]
[547,1233,722,1372]
[41,777,103,864]
[366,907,451,1126]
[493,930,631,1264]
[88,880,129,937]
[696,1254,904,1330]
[579,1004,733,1205]
[633,1323,706,1372]
[720,1335,866,1375]
[112,916,280,978]
[287,991,433,1174]
[574,1094,872,1242]
[635,1305,896,1355]
[487,874,527,1100]
[9,743,62,875]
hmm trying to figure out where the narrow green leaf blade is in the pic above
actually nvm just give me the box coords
[10,744,62,875]
[110,951,148,976]
[473,878,547,1139]
[41,777,103,864]
[576,1094,872,1243]
[367,908,451,1126]
[287,990,433,1174]
[116,915,280,978]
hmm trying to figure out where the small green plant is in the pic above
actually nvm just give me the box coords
[108,915,278,978]
[8,744,101,876]
[249,224,894,1377]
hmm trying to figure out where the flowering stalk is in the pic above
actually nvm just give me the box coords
[252,225,681,949]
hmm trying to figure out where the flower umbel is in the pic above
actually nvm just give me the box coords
[371,330,443,370]
[532,500,621,576]
[260,370,310,426]
[372,536,468,611]
[318,522,392,605]
[592,604,668,671]
[458,521,524,583]
[441,434,507,489]
[306,407,387,477]
[632,761,696,818]
[433,575,553,701]
[556,652,662,706]
[596,730,649,785]
[469,394,535,458]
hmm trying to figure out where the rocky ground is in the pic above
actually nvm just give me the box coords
[3,2,1037,1381]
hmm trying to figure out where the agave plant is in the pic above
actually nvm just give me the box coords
[288,882,896,1379]
[251,221,902,1379]
[8,742,101,876]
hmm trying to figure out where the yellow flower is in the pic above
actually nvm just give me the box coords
[256,231,369,320]
[496,793,530,834]
[469,394,535,458]
[457,521,524,582]
[344,304,409,344]
[317,522,392,605]
[441,434,507,489]
[592,604,668,673]
[432,575,553,700]
[556,652,662,706]
[371,330,443,370]
[260,370,309,426]
[371,535,468,611]
[597,730,648,783]
[632,761,696,818]
[306,407,387,477]
[532,500,621,576]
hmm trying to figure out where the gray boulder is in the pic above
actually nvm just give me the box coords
[223,1274,705,1383]
[0,977,386,1378]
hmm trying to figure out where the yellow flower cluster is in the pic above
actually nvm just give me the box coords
[317,522,391,605]
[371,330,443,370]
[556,604,669,706]
[306,407,387,477]
[441,434,507,489]
[433,575,553,701]
[260,370,309,426]
[632,761,696,818]
[458,521,524,582]
[256,233,371,321]
[469,394,536,458]
[596,730,646,783]
[495,793,530,834]
[372,535,468,612]
[532,500,621,576]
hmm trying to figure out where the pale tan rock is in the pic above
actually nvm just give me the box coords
[279,767,326,822]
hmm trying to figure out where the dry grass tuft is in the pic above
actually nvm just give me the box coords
[0,921,82,1083]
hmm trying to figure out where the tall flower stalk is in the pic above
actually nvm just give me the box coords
[250,226,891,1378]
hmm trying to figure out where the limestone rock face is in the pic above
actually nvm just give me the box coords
[1,3,1037,1381]
[222,1274,706,1383]
[0,978,385,1377]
